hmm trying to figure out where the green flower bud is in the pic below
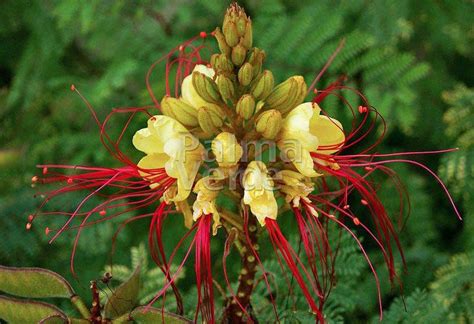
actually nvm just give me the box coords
[238,63,253,86]
[248,48,265,77]
[242,21,253,50]
[222,3,251,47]
[265,76,307,114]
[223,20,239,47]
[214,27,231,56]
[236,94,256,120]
[236,16,247,37]
[198,106,224,136]
[216,75,235,102]
[250,70,274,100]
[231,44,247,67]
[255,100,265,113]
[192,72,222,105]
[255,109,282,139]
[211,54,233,73]
[160,96,199,127]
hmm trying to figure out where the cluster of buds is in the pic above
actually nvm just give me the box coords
[28,3,460,324]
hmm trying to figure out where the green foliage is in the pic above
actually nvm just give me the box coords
[378,289,451,324]
[0,296,67,324]
[0,265,74,299]
[102,244,185,307]
[104,264,141,318]
[430,252,474,322]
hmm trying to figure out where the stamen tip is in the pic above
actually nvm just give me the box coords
[67,178,73,184]
[70,84,76,91]
[199,31,207,38]
[358,105,368,114]
[26,223,32,230]
[353,217,360,226]
[361,199,368,205]
[45,227,50,236]
[343,204,350,210]
[99,209,107,216]
[31,176,39,183]
[42,167,48,175]
[28,214,34,222]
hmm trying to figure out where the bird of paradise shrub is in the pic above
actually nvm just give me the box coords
[27,3,460,323]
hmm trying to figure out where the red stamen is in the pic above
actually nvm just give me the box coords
[200,31,207,38]
[265,218,324,322]
[358,105,368,113]
[195,214,214,323]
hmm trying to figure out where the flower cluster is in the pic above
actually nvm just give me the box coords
[27,3,460,323]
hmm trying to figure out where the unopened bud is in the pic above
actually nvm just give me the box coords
[248,48,265,77]
[216,75,235,102]
[161,96,198,127]
[236,16,247,37]
[222,3,251,48]
[211,54,233,73]
[198,106,224,136]
[250,70,274,100]
[236,94,256,120]
[192,72,222,105]
[255,100,265,113]
[238,63,253,86]
[214,28,231,56]
[223,19,239,47]
[241,22,253,49]
[255,109,282,139]
[265,76,307,114]
[231,44,247,67]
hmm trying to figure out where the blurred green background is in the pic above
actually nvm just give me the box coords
[0,0,473,322]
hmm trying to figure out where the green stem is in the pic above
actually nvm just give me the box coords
[71,295,90,319]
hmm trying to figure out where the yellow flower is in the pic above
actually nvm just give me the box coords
[278,103,320,177]
[192,176,222,235]
[275,169,314,207]
[278,102,344,177]
[211,132,243,169]
[242,161,278,226]
[309,102,345,155]
[133,115,204,202]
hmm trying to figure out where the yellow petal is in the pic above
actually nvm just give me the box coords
[280,102,318,150]
[242,161,278,225]
[212,132,243,168]
[164,138,204,202]
[148,115,189,140]
[132,128,163,154]
[310,114,345,155]
[137,153,168,188]
[181,64,216,109]
[278,141,321,178]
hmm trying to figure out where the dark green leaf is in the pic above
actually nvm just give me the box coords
[105,265,141,318]
[0,295,67,323]
[0,265,74,298]
[112,306,192,324]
